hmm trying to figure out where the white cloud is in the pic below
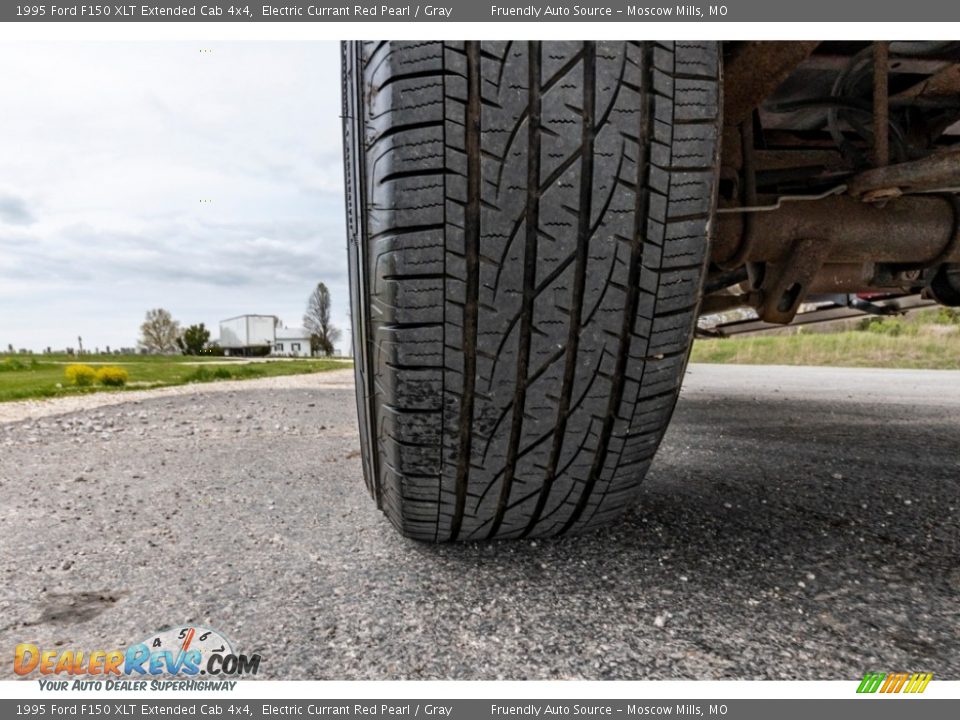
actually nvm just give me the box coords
[0,41,350,352]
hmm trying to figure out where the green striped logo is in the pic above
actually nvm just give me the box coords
[857,672,932,694]
[857,673,886,693]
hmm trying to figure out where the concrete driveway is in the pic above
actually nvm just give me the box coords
[1,365,957,679]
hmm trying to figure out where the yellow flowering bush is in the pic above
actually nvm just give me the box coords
[65,364,97,387]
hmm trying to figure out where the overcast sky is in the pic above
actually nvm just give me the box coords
[0,41,349,352]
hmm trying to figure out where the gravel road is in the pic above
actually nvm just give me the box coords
[1,364,957,680]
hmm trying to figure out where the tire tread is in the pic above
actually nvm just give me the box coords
[343,40,720,540]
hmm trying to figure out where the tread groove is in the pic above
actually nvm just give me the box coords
[448,41,482,542]
[522,41,595,538]
[559,42,652,536]
[487,41,542,540]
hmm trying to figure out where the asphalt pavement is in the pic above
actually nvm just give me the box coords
[1,364,957,680]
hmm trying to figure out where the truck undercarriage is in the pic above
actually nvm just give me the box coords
[705,41,960,335]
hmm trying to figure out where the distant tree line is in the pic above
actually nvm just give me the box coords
[136,281,343,357]
[137,309,220,355]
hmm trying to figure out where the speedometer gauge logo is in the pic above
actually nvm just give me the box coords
[126,625,258,677]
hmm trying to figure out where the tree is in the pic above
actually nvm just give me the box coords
[303,282,341,356]
[177,323,211,355]
[139,308,181,353]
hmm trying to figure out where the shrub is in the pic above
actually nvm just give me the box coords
[859,317,913,336]
[0,358,25,372]
[934,307,960,325]
[186,364,261,383]
[185,366,231,382]
[185,367,212,383]
[65,364,97,386]
[96,366,129,387]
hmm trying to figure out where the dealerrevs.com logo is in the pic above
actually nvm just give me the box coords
[15,626,261,690]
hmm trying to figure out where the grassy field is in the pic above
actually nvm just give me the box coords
[692,325,960,370]
[0,354,351,403]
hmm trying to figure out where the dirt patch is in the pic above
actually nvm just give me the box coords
[31,592,124,626]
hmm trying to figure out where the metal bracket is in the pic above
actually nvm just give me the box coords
[848,296,904,316]
[758,238,835,324]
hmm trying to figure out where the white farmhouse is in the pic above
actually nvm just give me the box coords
[274,327,312,357]
[219,315,314,357]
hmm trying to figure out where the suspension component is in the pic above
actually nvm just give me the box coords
[714,195,960,267]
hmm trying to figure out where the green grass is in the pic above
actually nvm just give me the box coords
[691,328,960,370]
[0,354,351,403]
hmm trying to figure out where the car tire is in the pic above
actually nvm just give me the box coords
[342,40,721,541]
